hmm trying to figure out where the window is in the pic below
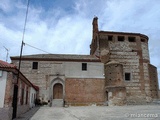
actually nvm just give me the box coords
[21,88,24,105]
[125,73,131,81]
[141,39,145,42]
[0,70,2,77]
[26,88,28,104]
[108,35,113,41]
[118,36,124,41]
[128,37,136,42]
[32,62,38,69]
[82,63,87,71]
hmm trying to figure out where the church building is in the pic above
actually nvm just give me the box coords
[11,17,159,106]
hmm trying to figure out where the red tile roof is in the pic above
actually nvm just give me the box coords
[0,60,16,68]
[0,60,39,91]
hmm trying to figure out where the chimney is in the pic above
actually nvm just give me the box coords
[92,16,99,33]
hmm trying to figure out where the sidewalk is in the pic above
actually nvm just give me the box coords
[13,107,40,120]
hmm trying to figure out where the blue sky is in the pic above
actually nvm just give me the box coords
[0,0,160,87]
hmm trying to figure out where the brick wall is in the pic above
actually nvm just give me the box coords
[16,81,30,117]
[4,72,14,108]
[65,78,105,105]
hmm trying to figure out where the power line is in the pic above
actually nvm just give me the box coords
[17,0,30,84]
[22,0,30,43]
[24,42,52,54]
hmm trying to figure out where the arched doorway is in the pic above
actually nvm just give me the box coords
[53,83,63,99]
[106,91,108,101]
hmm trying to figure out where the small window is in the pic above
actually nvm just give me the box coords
[141,39,145,42]
[32,62,38,69]
[118,36,124,41]
[108,35,113,41]
[125,73,131,81]
[82,63,87,71]
[128,37,136,42]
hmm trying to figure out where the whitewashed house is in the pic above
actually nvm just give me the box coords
[0,60,38,120]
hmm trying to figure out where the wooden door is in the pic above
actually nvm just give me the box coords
[53,83,63,99]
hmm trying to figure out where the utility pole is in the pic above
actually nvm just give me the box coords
[12,0,30,119]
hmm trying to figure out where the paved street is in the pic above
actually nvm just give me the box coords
[30,105,160,120]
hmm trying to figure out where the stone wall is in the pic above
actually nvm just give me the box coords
[12,60,104,103]
[65,78,105,106]
[95,33,150,104]
[148,64,159,99]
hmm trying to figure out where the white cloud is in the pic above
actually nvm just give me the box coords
[0,0,12,12]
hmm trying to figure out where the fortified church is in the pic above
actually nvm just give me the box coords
[11,17,159,106]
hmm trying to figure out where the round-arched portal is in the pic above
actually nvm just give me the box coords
[53,83,63,99]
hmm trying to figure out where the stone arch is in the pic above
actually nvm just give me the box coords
[50,78,65,100]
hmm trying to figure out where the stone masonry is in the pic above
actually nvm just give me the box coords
[11,55,105,106]
[90,17,159,105]
[11,17,159,106]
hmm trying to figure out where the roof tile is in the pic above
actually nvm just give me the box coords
[0,60,16,68]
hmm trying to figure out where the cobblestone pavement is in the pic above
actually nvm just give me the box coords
[30,105,160,120]
[13,107,40,120]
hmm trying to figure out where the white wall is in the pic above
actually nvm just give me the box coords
[29,87,36,108]
[64,62,104,78]
[0,71,7,108]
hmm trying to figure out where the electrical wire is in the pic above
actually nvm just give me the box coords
[22,0,30,43]
[24,42,52,54]
[16,0,30,85]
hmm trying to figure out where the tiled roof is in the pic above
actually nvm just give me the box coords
[0,60,39,91]
[11,54,100,62]
[0,60,16,68]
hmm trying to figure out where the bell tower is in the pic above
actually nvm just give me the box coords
[90,17,99,56]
